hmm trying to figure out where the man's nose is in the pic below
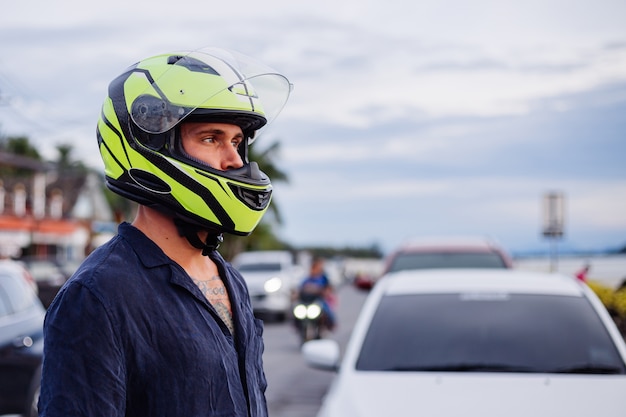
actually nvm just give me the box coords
[219,147,244,171]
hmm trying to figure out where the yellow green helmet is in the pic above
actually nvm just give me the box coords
[97,47,292,236]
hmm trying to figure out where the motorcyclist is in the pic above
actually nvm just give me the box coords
[298,257,337,330]
[39,47,292,417]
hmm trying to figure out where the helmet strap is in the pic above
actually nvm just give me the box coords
[174,218,224,256]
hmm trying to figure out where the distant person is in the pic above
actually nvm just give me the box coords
[39,47,292,417]
[575,263,591,282]
[299,257,337,329]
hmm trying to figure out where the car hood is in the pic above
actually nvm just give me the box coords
[319,372,626,417]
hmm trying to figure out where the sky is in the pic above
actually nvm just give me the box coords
[0,0,625,255]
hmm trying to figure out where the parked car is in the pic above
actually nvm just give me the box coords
[232,250,304,321]
[0,261,46,417]
[0,259,37,295]
[303,269,626,417]
[383,236,513,274]
[20,257,69,308]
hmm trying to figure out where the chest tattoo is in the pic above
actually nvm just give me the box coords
[192,275,235,335]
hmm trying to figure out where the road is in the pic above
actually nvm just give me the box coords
[263,283,369,417]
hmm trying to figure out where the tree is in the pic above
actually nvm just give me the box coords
[55,143,87,174]
[0,135,44,176]
[0,136,41,159]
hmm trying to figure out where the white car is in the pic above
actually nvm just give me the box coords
[303,269,626,416]
[232,250,304,321]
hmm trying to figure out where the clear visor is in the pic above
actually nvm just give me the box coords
[130,46,292,141]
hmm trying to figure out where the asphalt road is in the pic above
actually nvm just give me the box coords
[263,283,369,417]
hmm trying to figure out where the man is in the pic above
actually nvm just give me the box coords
[298,257,337,330]
[39,48,292,417]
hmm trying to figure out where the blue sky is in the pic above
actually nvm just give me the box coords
[1,0,625,255]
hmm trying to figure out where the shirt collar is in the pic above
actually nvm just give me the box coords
[117,222,173,268]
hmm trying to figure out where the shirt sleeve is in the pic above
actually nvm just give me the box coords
[39,281,126,417]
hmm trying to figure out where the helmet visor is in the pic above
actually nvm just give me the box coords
[130,47,292,140]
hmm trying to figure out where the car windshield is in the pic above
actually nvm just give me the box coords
[237,262,282,272]
[387,252,507,272]
[356,293,626,374]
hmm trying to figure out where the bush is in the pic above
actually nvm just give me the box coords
[587,280,626,336]
[613,288,626,318]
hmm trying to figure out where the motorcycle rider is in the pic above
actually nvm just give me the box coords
[298,256,337,330]
[39,47,292,417]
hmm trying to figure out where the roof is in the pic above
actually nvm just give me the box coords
[0,216,82,234]
[378,269,585,297]
[396,236,505,251]
[0,151,52,171]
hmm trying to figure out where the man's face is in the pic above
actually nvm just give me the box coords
[180,122,244,171]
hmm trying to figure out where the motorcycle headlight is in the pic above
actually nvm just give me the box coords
[264,277,282,293]
[293,304,307,319]
[306,304,322,319]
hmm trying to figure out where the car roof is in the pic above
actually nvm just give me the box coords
[394,236,506,252]
[378,269,585,297]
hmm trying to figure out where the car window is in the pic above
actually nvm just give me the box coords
[356,293,626,374]
[0,271,38,315]
[237,263,283,272]
[25,260,64,281]
[387,252,507,272]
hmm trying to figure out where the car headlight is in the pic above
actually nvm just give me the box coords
[264,277,282,293]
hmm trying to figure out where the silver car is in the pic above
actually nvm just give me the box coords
[232,250,303,322]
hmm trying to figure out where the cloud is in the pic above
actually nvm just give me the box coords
[1,0,625,253]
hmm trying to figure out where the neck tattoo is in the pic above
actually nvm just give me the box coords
[192,275,235,335]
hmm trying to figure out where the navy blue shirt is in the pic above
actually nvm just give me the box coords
[40,223,268,417]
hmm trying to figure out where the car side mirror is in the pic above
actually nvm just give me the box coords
[301,339,340,372]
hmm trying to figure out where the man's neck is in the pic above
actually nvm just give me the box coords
[132,206,232,331]
[131,206,214,272]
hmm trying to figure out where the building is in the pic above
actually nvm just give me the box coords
[0,151,114,262]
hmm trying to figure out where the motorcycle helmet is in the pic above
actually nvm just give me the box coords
[97,47,292,238]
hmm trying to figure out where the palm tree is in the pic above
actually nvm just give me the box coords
[55,143,87,174]
[0,136,43,176]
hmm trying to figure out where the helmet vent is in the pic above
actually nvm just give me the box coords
[129,168,172,194]
[229,185,272,211]
[167,55,219,75]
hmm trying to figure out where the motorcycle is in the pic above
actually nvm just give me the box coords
[292,293,328,344]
